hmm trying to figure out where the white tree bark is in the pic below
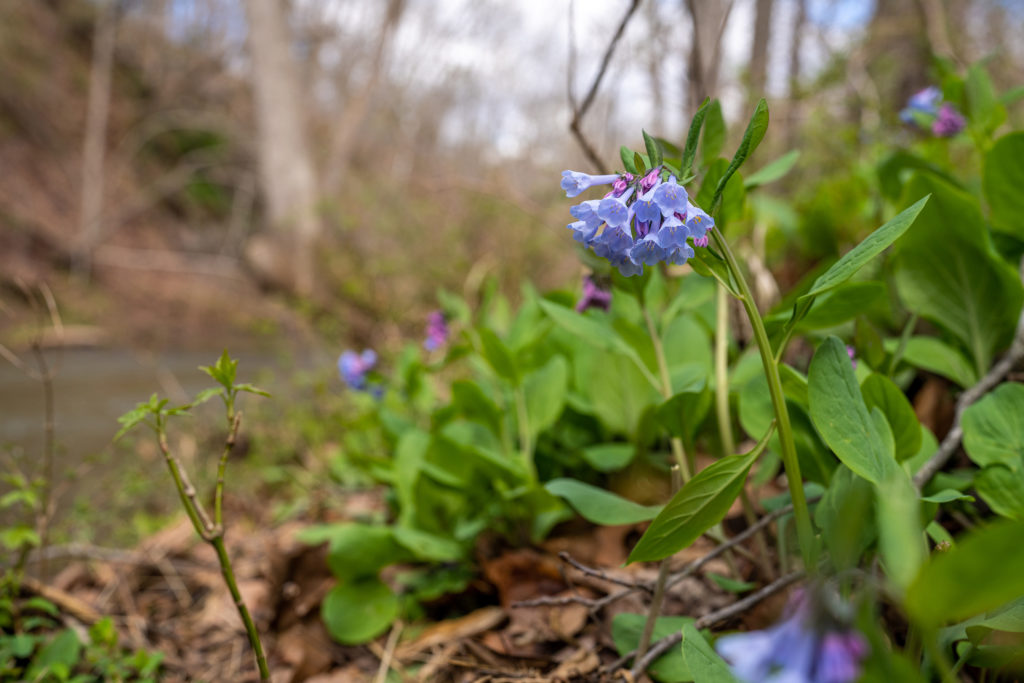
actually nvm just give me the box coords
[245,0,321,296]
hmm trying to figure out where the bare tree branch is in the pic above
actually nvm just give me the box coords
[568,0,642,172]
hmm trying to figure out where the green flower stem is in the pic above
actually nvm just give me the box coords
[212,535,271,682]
[710,229,817,571]
[715,283,776,580]
[215,411,242,529]
[642,306,693,481]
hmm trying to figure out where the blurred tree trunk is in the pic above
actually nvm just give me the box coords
[685,0,734,112]
[863,0,930,108]
[74,0,117,279]
[244,0,321,296]
[784,0,806,148]
[747,0,774,108]
[323,0,406,192]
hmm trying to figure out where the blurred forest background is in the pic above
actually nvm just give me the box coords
[2,0,1021,355]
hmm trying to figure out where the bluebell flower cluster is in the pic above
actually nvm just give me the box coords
[899,86,966,137]
[423,311,449,351]
[561,167,714,277]
[716,590,868,683]
[338,349,377,391]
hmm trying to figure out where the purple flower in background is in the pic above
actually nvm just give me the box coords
[338,349,377,390]
[575,276,612,313]
[560,170,620,198]
[932,102,966,137]
[560,165,712,276]
[716,591,868,683]
[846,345,857,370]
[424,311,449,351]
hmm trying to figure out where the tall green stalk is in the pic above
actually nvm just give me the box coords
[710,230,817,571]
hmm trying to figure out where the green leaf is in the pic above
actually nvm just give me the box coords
[114,403,153,441]
[586,351,662,437]
[322,524,410,578]
[974,466,1024,519]
[961,382,1024,470]
[744,150,800,189]
[191,387,222,407]
[681,622,738,683]
[581,443,636,472]
[896,337,978,388]
[682,97,711,177]
[234,383,270,398]
[920,489,975,504]
[786,281,887,331]
[477,327,519,385]
[523,356,568,438]
[706,572,755,593]
[861,373,922,462]
[26,629,82,682]
[711,99,768,214]
[545,478,662,525]
[906,518,1024,626]
[644,129,664,168]
[322,577,400,644]
[875,469,925,592]
[893,175,1023,373]
[814,465,875,571]
[798,197,928,303]
[613,614,695,682]
[634,151,647,174]
[702,100,726,166]
[965,62,1006,135]
[540,299,660,390]
[621,146,639,174]
[627,427,774,563]
[808,337,898,484]
[983,133,1024,239]
[392,526,464,562]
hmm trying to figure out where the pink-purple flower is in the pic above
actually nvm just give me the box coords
[338,349,377,390]
[715,590,868,683]
[899,86,965,137]
[575,276,612,313]
[424,311,449,351]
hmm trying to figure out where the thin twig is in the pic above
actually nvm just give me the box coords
[373,620,404,683]
[215,411,242,529]
[558,551,652,592]
[636,466,682,662]
[624,570,804,678]
[568,0,642,172]
[913,326,1024,490]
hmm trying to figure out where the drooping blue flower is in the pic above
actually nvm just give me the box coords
[597,187,635,227]
[561,170,620,198]
[634,184,663,224]
[656,213,689,251]
[567,219,599,246]
[653,176,688,217]
[338,349,377,390]
[902,86,941,118]
[715,591,868,683]
[575,276,612,313]
[423,311,449,351]
[629,233,667,266]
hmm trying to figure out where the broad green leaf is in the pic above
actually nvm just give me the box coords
[627,427,773,563]
[896,337,978,388]
[875,469,925,592]
[877,150,963,201]
[322,524,409,578]
[539,299,660,389]
[744,150,800,189]
[961,382,1024,470]
[893,175,1023,374]
[393,429,429,525]
[682,97,711,177]
[644,129,664,168]
[681,622,738,683]
[861,373,922,462]
[586,351,662,437]
[449,380,502,436]
[984,132,1024,239]
[523,356,568,438]
[26,629,81,682]
[657,388,713,442]
[906,518,1024,626]
[920,489,975,504]
[788,281,887,331]
[815,465,875,571]
[392,526,464,562]
[477,327,519,384]
[711,99,768,214]
[613,614,695,682]
[702,100,726,166]
[808,337,898,484]
[545,478,662,525]
[322,577,399,644]
[974,466,1024,519]
[581,443,636,472]
[798,197,928,303]
[706,572,755,593]
[965,63,1006,135]
[689,245,740,297]
[663,314,713,378]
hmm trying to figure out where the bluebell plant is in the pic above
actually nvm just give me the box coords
[562,167,714,276]
[337,349,377,390]
[899,86,965,137]
[423,310,449,351]
[575,275,612,312]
